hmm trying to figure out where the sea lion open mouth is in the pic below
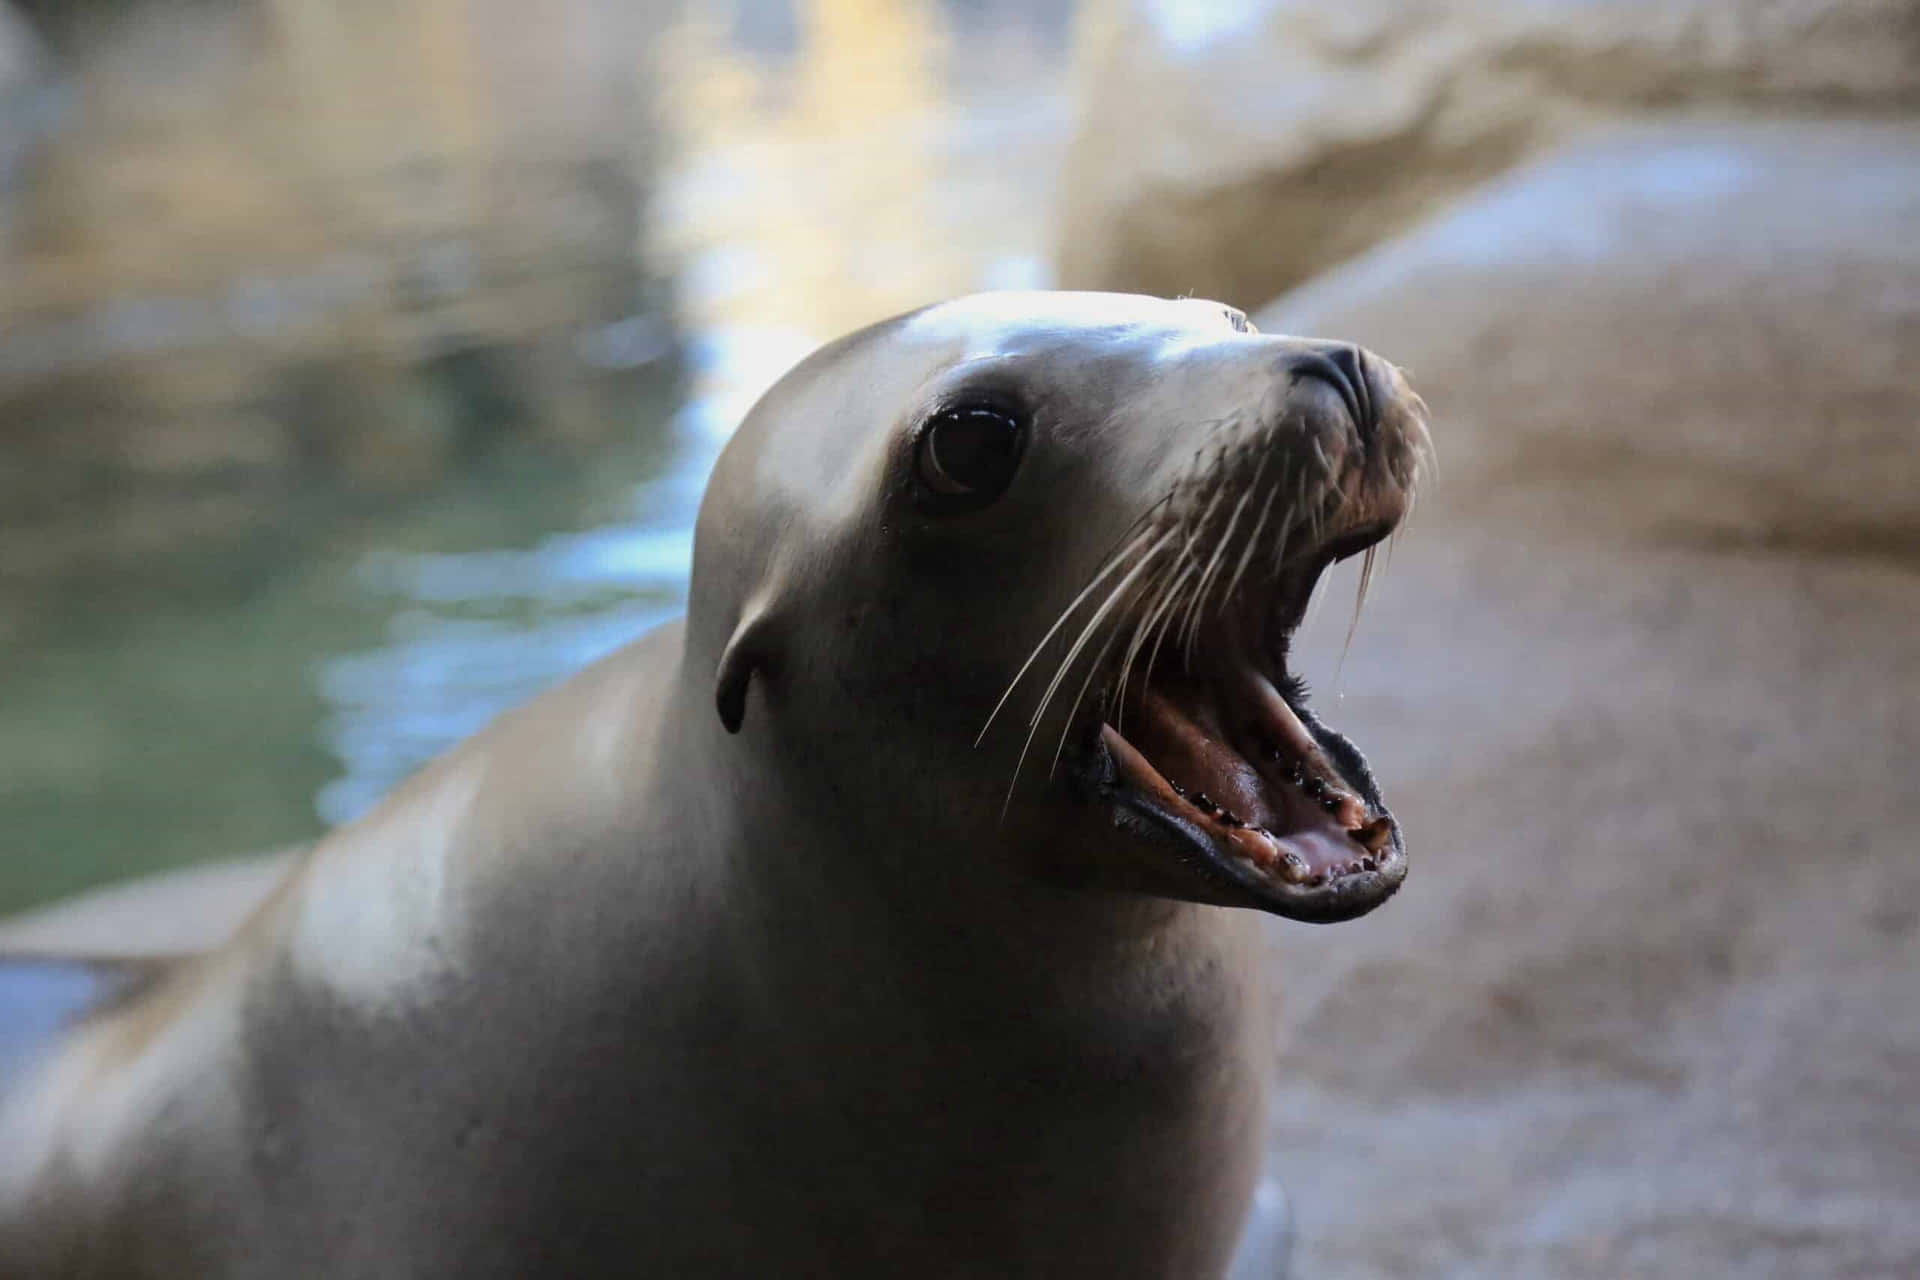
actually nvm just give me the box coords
[1084,517,1407,924]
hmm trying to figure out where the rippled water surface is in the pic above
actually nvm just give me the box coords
[0,0,1073,912]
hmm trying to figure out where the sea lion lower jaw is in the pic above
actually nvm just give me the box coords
[1092,720,1406,926]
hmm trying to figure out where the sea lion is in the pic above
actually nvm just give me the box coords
[0,291,1429,1278]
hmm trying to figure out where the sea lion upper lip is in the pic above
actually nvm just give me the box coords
[1317,519,1397,566]
[1262,518,1397,642]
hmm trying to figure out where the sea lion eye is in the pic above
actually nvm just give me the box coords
[913,405,1026,511]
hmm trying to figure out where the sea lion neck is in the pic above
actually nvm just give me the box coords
[653,663,1218,975]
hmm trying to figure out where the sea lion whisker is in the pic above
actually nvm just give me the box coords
[1166,480,1225,675]
[1193,451,1268,627]
[1152,556,1198,679]
[1177,568,1211,671]
[1180,480,1248,670]
[1221,475,1281,611]
[1025,530,1175,735]
[1002,531,1174,815]
[1114,559,1195,736]
[1124,554,1192,690]
[1174,473,1230,573]
[1109,563,1164,734]
[1048,620,1127,779]
[1294,470,1320,566]
[1141,563,1201,707]
[1182,457,1262,666]
[1044,412,1251,759]
[974,522,1162,747]
[1336,542,1379,677]
[1407,398,1437,484]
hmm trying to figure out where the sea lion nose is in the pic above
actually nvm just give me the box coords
[1283,344,1378,445]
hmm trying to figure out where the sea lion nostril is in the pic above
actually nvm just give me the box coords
[1329,344,1377,442]
[1284,349,1373,442]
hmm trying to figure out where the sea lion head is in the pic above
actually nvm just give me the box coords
[689,292,1431,924]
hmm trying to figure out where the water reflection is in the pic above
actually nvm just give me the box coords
[311,327,753,825]
[0,0,1072,911]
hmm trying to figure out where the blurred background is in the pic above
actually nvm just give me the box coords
[1,0,1915,1275]
[0,0,1071,908]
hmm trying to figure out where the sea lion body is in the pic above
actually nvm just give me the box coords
[4,631,1269,1277]
[0,293,1428,1277]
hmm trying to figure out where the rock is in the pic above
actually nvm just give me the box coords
[0,2,59,245]
[1254,122,1920,1276]
[1260,121,1920,553]
[1057,0,1920,305]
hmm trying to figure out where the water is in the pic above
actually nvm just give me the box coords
[0,0,1073,914]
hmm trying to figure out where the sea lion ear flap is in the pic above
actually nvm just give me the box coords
[715,604,775,734]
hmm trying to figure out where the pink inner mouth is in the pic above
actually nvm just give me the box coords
[1100,659,1395,888]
